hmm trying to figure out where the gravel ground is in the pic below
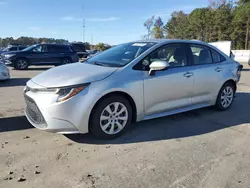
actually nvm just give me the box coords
[0,64,250,188]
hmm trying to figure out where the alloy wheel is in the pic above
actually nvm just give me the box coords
[100,102,128,135]
[221,86,234,108]
[17,60,28,69]
[63,59,71,64]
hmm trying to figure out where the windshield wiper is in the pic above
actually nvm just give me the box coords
[93,62,106,66]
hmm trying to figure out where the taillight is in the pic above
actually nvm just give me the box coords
[237,64,243,81]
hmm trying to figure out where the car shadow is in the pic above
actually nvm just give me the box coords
[1,93,249,143]
[0,78,30,87]
[242,68,250,71]
[25,67,51,71]
[0,116,33,132]
[65,92,250,145]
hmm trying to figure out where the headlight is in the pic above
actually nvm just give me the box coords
[4,54,16,58]
[0,62,7,68]
[56,84,89,102]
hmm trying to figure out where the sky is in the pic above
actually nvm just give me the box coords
[0,0,209,45]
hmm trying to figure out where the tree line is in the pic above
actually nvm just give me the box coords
[144,0,250,50]
[0,37,69,47]
[0,36,112,51]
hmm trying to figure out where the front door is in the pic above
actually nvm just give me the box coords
[143,43,194,115]
[27,45,52,64]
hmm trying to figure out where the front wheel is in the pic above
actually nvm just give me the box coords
[14,58,29,70]
[90,96,132,139]
[215,82,235,111]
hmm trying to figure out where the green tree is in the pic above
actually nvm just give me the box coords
[231,2,250,49]
[213,3,233,41]
[188,8,213,41]
[0,37,68,47]
[84,42,91,50]
[164,11,189,39]
[95,43,108,51]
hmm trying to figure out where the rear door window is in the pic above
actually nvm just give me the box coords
[211,49,226,63]
[47,45,69,53]
[190,45,213,65]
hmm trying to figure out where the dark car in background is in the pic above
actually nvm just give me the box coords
[1,43,79,70]
[70,42,89,59]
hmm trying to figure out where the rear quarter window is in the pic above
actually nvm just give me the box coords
[48,45,71,52]
[211,49,226,63]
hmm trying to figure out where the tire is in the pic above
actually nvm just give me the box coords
[90,95,132,139]
[61,58,72,65]
[14,58,29,70]
[215,82,236,111]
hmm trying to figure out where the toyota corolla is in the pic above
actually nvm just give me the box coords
[24,39,242,139]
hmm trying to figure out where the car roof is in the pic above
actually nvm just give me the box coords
[132,39,208,45]
[42,43,70,46]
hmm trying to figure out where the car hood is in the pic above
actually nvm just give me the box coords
[31,62,118,88]
[0,51,21,55]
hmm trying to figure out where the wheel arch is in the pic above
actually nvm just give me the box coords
[62,56,72,61]
[14,57,30,69]
[88,91,137,129]
[215,79,237,103]
[15,57,30,64]
[223,79,237,92]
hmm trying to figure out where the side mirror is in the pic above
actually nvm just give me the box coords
[149,61,169,76]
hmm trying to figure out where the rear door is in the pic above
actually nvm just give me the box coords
[188,44,227,105]
[47,45,74,64]
[46,45,64,64]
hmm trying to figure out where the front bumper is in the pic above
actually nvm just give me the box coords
[24,80,96,134]
[0,54,16,66]
[0,65,10,80]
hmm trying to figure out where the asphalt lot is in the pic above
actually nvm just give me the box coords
[0,64,250,188]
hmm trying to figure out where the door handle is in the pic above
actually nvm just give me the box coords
[215,67,223,72]
[183,72,193,78]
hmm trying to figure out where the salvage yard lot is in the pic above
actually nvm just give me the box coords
[0,64,250,188]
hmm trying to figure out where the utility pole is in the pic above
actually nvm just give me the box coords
[83,18,85,43]
[82,5,85,43]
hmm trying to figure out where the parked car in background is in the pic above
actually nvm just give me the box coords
[70,42,89,59]
[0,61,10,80]
[1,43,79,70]
[86,49,101,58]
[0,45,27,54]
[24,39,242,139]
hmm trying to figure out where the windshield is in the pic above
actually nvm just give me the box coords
[2,47,9,52]
[22,44,37,51]
[85,42,156,67]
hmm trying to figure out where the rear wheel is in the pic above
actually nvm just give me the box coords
[14,58,29,70]
[215,82,235,111]
[90,95,132,139]
[61,58,72,65]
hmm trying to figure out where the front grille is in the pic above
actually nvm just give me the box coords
[24,94,46,126]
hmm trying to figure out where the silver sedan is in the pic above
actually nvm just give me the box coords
[0,61,10,80]
[24,39,242,139]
